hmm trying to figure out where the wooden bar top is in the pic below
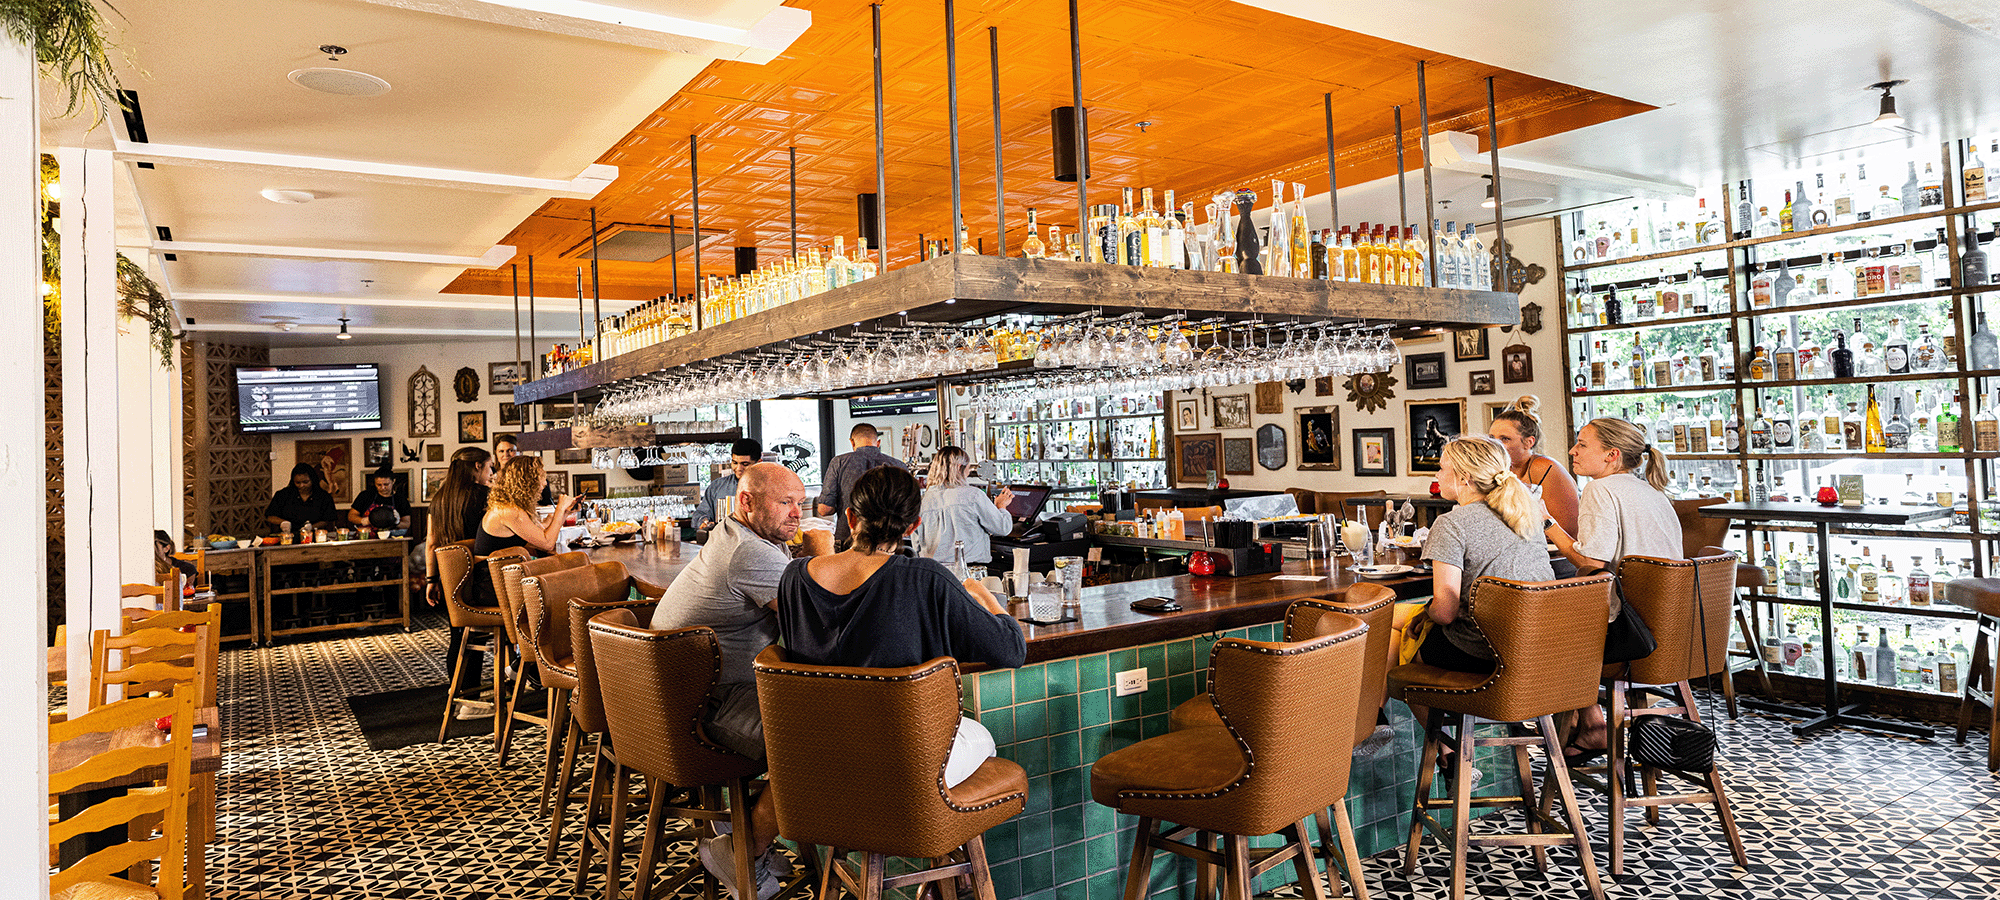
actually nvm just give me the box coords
[52,706,221,794]
[580,540,705,586]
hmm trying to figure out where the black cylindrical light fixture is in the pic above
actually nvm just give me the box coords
[734,246,758,275]
[857,193,881,250]
[1051,106,1089,183]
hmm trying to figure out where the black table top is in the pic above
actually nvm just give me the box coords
[1695,500,1953,526]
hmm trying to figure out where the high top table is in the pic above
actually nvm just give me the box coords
[1699,500,1951,738]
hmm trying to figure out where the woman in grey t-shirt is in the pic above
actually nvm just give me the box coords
[1418,436,1555,673]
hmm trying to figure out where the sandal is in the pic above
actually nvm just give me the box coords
[1562,740,1606,767]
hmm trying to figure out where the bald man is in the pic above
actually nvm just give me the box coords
[651,463,805,897]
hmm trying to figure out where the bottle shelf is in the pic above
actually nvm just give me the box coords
[1733,521,1985,542]
[1744,593,1977,621]
[1734,285,1966,321]
[1564,197,2000,274]
[1734,451,1999,460]
[1567,309,1736,335]
[1741,369,1989,391]
[1570,383,1735,399]
[993,412,1164,424]
[992,457,1165,463]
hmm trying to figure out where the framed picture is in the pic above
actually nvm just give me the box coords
[419,466,447,503]
[574,473,606,499]
[1469,370,1496,395]
[1175,397,1201,432]
[1352,428,1397,477]
[1405,352,1447,390]
[488,361,524,395]
[1501,343,1535,384]
[362,437,391,469]
[1172,433,1221,485]
[1223,438,1255,475]
[1482,401,1513,428]
[1255,423,1287,471]
[388,470,412,501]
[1313,376,1335,397]
[426,443,445,462]
[1295,405,1340,471]
[458,410,488,444]
[1254,381,1285,414]
[545,471,570,496]
[556,447,590,465]
[1452,327,1490,361]
[497,401,524,427]
[296,438,352,500]
[1406,399,1466,474]
[1213,393,1251,430]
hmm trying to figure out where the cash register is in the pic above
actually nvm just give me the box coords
[988,484,1091,570]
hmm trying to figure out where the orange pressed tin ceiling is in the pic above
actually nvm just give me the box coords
[445,0,1650,303]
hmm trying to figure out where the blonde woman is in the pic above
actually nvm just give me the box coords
[1416,435,1556,674]
[1545,416,1683,576]
[1487,394,1581,537]
[476,455,576,556]
[916,446,1014,565]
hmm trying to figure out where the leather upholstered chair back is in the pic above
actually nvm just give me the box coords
[497,553,588,678]
[752,646,1024,860]
[1428,575,1614,724]
[1291,584,1396,745]
[1620,554,1737,687]
[1316,490,1389,530]
[481,546,537,645]
[551,562,659,734]
[1671,498,1730,560]
[586,610,764,787]
[435,540,503,629]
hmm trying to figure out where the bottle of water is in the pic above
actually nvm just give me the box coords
[951,540,969,580]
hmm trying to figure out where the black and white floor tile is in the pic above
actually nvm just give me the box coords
[208,615,1999,899]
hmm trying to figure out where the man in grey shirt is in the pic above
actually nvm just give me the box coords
[816,422,907,549]
[650,462,805,899]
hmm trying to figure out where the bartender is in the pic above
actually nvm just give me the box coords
[693,438,763,533]
[266,463,337,534]
[348,466,412,530]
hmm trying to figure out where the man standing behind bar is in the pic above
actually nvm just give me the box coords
[650,462,805,899]
[816,423,907,549]
[694,438,764,535]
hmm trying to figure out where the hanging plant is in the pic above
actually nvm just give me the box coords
[1,0,127,120]
[118,254,180,368]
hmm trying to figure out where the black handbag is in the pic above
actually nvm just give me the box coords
[1602,579,1659,663]
[1628,714,1717,772]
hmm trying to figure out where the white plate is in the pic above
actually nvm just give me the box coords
[1389,536,1422,548]
[1349,564,1415,579]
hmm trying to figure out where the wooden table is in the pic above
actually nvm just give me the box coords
[54,705,222,894]
[1700,500,1951,738]
[259,538,411,641]
[578,540,704,586]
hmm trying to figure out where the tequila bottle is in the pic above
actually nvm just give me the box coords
[1830,330,1854,377]
[1919,162,1944,210]
[1859,547,1881,603]
[1873,184,1900,221]
[1798,329,1826,378]
[1653,402,1676,450]
[1231,189,1262,275]
[1264,181,1288,276]
[1912,323,1941,372]
[1750,263,1775,308]
[1910,389,1937,452]
[1908,556,1932,607]
[1822,390,1845,450]
[1021,208,1047,259]
[1773,328,1797,381]
[1750,406,1773,451]
[1782,545,1804,597]
[1779,190,1795,233]
[1290,183,1311,279]
[1748,343,1771,382]
[1603,284,1623,325]
[1833,171,1856,225]
[1774,257,1796,305]
[1164,192,1185,269]
[1793,181,1815,231]
[1841,400,1863,452]
[1572,341,1590,394]
[1940,393,1963,452]
[1885,396,1911,451]
[1671,400,1692,453]
[1865,385,1886,453]
[1698,336,1719,383]
[1772,396,1795,449]
[1978,391,1999,453]
[1118,188,1142,266]
[1650,341,1673,387]
[1753,206,1780,237]
[1882,317,1910,374]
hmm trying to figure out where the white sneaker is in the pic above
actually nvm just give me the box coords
[454,699,494,720]
[699,834,781,900]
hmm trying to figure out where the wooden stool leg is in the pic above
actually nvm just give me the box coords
[818,847,842,900]
[1679,682,1748,868]
[575,739,609,893]
[1289,818,1331,900]
[438,629,471,744]
[1607,682,1630,877]
[1223,833,1253,900]
[606,762,630,900]
[1331,803,1370,900]
[633,785,667,900]
[539,687,569,816]
[1194,831,1214,900]
[1509,726,1545,874]
[1122,817,1157,900]
[964,834,999,900]
[1448,715,1472,900]
[1540,714,1605,900]
[1956,623,1988,743]
[728,778,756,900]
[860,852,885,900]
[1403,708,1442,877]
[546,718,584,864]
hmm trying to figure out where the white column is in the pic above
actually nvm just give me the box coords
[0,36,51,899]
[59,146,121,684]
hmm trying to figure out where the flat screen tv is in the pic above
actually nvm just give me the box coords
[235,364,383,434]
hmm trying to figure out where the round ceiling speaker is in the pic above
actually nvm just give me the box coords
[260,188,317,204]
[287,67,392,97]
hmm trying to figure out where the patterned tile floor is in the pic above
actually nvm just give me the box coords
[208,615,2000,900]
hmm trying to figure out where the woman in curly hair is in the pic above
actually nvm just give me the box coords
[476,455,575,556]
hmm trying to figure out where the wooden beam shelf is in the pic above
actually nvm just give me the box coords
[514,255,1520,403]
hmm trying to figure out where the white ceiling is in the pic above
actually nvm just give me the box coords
[42,0,2000,348]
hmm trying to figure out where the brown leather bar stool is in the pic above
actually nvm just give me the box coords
[1388,574,1613,900]
[434,540,507,746]
[1167,586,1396,899]
[1093,612,1369,900]
[1705,544,1773,719]
[488,549,584,767]
[500,554,589,793]
[1942,577,2000,771]
[591,611,797,900]
[1574,554,1747,876]
[753,645,1026,900]
[557,562,664,893]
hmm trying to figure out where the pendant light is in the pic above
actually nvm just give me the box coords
[1869,80,1907,130]
[336,316,352,340]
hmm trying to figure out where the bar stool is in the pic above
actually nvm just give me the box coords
[435,540,507,746]
[561,563,664,895]
[1575,554,1747,876]
[500,554,588,788]
[1942,577,2000,771]
[753,645,1026,900]
[491,551,588,768]
[1388,574,1613,900]
[1092,612,1369,900]
[1167,586,1397,899]
[1705,545,1773,719]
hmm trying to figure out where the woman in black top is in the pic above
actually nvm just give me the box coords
[476,455,574,556]
[427,447,495,701]
[265,464,337,534]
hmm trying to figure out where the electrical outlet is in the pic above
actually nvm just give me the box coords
[1115,667,1149,696]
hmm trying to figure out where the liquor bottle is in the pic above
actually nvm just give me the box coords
[1289,184,1312,279]
[1885,397,1910,451]
[1708,399,1728,452]
[1782,544,1804,598]
[1020,208,1047,259]
[1799,396,1824,451]
[1865,385,1886,453]
[1882,317,1910,374]
[1972,312,1999,369]
[1794,181,1816,231]
[1309,230,1328,279]
[1977,391,1999,453]
[1759,536,1780,585]
[1633,278,1656,320]
[1779,190,1795,233]
[1822,390,1844,450]
[1572,341,1590,394]
[1912,323,1941,373]
[1774,257,1796,305]
[1088,203,1115,264]
[1969,142,1991,204]
[1725,408,1742,453]
[1671,401,1692,453]
[1831,330,1854,377]
[1780,622,1804,668]
[1231,189,1262,275]
[1774,328,1797,381]
[1735,180,1753,238]
[1934,464,1956,510]
[1942,392,1965,452]
[1771,396,1795,449]
[1753,206,1780,238]
[1627,336,1646,388]
[1118,188,1142,266]
[1920,162,1943,210]
[1650,341,1673,387]
[1964,226,1990,288]
[1908,555,1932,606]
[1603,284,1623,325]
[1847,626,1871,681]
[958,217,978,254]
[1901,161,1923,215]
[1797,634,1823,678]
[1750,262,1775,308]
[1934,640,1956,693]
[1873,184,1900,221]
[1897,623,1922,686]
[1910,389,1937,452]
[1696,336,1719,383]
[1653,402,1676,450]
[1839,400,1863,451]
[1689,402,1712,452]
[1946,632,1971,693]
[1797,328,1825,378]
[1689,263,1710,313]
[1263,182,1288,276]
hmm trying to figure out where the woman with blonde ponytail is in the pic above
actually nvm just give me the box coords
[1414,436,1557,674]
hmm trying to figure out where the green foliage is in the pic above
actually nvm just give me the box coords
[1,0,126,121]
[117,253,179,368]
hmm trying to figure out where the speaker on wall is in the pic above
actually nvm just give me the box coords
[734,247,758,275]
[857,193,881,250]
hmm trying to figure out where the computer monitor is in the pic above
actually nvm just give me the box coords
[1001,484,1052,535]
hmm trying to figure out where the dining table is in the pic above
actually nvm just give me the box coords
[53,705,222,897]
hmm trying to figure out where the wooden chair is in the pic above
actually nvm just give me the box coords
[117,606,223,860]
[90,623,212,711]
[172,549,209,593]
[434,540,509,747]
[122,581,173,612]
[51,686,199,900]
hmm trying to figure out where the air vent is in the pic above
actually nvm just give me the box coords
[562,224,722,263]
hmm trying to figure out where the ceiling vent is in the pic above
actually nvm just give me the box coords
[562,224,724,263]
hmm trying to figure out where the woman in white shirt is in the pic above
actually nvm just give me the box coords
[916,447,1014,566]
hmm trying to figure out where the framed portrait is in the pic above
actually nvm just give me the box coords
[544,470,570,497]
[1223,438,1255,475]
[1254,381,1285,414]
[296,438,352,500]
[1352,428,1397,477]
[488,361,524,395]
[1213,393,1251,430]
[1295,405,1340,471]
[426,443,445,462]
[1172,433,1221,485]
[458,409,488,444]
[1175,397,1201,432]
[556,447,590,465]
[497,401,524,427]
[1405,352,1447,390]
[1314,376,1335,397]
[1406,399,1466,474]
[1501,343,1535,384]
[1255,423,1287,471]
[1482,401,1513,429]
[1469,370,1496,395]
[1452,327,1490,361]
[418,466,447,503]
[362,437,391,469]
[574,473,607,499]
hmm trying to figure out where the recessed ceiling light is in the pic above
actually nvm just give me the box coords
[260,188,317,204]
[288,67,391,97]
